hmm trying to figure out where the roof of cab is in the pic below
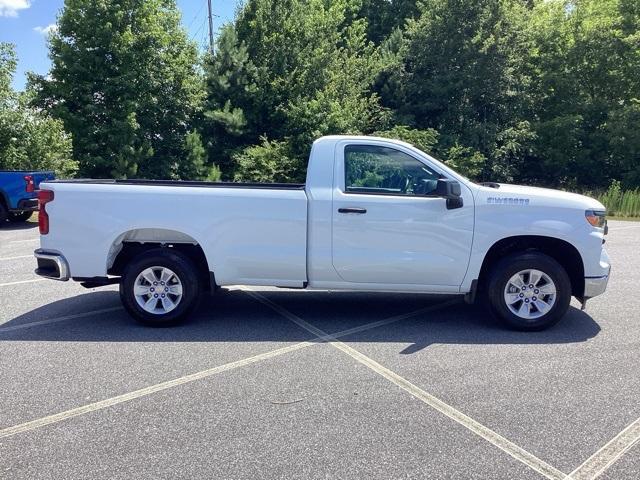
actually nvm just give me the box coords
[313,135,414,149]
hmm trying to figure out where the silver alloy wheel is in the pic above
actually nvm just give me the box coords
[503,269,557,320]
[133,266,183,315]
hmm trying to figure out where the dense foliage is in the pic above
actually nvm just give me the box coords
[202,0,640,188]
[0,43,77,176]
[203,0,386,181]
[4,0,638,192]
[31,0,216,180]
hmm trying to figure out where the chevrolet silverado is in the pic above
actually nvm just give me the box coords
[33,136,610,330]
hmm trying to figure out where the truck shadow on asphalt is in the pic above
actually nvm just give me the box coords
[2,288,602,351]
[0,289,601,352]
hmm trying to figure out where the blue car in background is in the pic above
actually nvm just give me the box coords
[0,170,55,225]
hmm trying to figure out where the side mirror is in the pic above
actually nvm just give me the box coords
[435,179,461,199]
[435,179,463,210]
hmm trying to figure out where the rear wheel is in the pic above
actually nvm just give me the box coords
[8,211,33,223]
[120,249,201,327]
[486,252,571,331]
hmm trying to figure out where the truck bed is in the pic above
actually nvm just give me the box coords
[38,179,309,287]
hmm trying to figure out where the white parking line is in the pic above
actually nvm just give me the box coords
[0,278,45,287]
[0,307,123,333]
[0,342,312,440]
[245,290,567,480]
[0,255,32,261]
[8,238,38,244]
[0,299,455,439]
[568,417,640,480]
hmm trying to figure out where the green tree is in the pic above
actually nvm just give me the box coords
[179,131,221,181]
[202,24,259,177]
[233,137,302,183]
[395,0,533,181]
[33,0,203,179]
[0,43,77,177]
[358,0,419,44]
[374,125,438,153]
[525,0,640,189]
[203,0,386,182]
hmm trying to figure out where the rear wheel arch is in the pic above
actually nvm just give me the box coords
[107,228,213,292]
[477,235,585,298]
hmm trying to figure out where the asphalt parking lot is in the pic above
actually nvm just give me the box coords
[0,220,638,479]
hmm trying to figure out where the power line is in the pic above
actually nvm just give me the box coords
[186,0,207,31]
[191,16,207,46]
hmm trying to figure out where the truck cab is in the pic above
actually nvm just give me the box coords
[305,136,475,292]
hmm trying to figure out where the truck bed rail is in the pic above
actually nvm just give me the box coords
[45,179,306,190]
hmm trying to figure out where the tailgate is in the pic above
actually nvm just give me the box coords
[32,171,55,190]
[13,171,55,209]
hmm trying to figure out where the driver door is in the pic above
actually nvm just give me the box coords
[331,142,474,287]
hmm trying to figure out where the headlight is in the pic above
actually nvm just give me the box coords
[585,209,607,230]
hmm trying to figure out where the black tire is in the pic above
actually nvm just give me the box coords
[120,248,201,327]
[486,252,571,331]
[0,202,8,224]
[8,211,33,223]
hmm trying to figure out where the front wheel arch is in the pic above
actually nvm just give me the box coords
[477,235,584,299]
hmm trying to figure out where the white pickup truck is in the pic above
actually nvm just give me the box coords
[33,136,610,330]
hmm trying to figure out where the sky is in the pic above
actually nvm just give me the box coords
[0,0,238,91]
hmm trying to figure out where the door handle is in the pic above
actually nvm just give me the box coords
[338,207,367,214]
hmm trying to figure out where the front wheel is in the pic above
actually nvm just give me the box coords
[120,249,201,327]
[486,252,571,331]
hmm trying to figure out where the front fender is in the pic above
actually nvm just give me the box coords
[461,203,592,292]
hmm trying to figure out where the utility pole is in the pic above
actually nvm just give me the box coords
[207,0,214,55]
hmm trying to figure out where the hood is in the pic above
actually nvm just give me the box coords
[480,183,606,211]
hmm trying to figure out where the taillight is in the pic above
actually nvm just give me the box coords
[38,190,54,235]
[24,175,35,193]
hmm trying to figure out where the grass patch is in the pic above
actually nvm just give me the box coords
[594,181,640,218]
[607,216,640,222]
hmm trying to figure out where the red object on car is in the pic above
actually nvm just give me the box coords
[38,189,54,234]
[24,175,35,193]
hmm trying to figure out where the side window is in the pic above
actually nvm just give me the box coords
[344,145,441,196]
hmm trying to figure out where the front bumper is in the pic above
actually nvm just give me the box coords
[582,246,610,300]
[34,249,70,281]
[584,274,609,299]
